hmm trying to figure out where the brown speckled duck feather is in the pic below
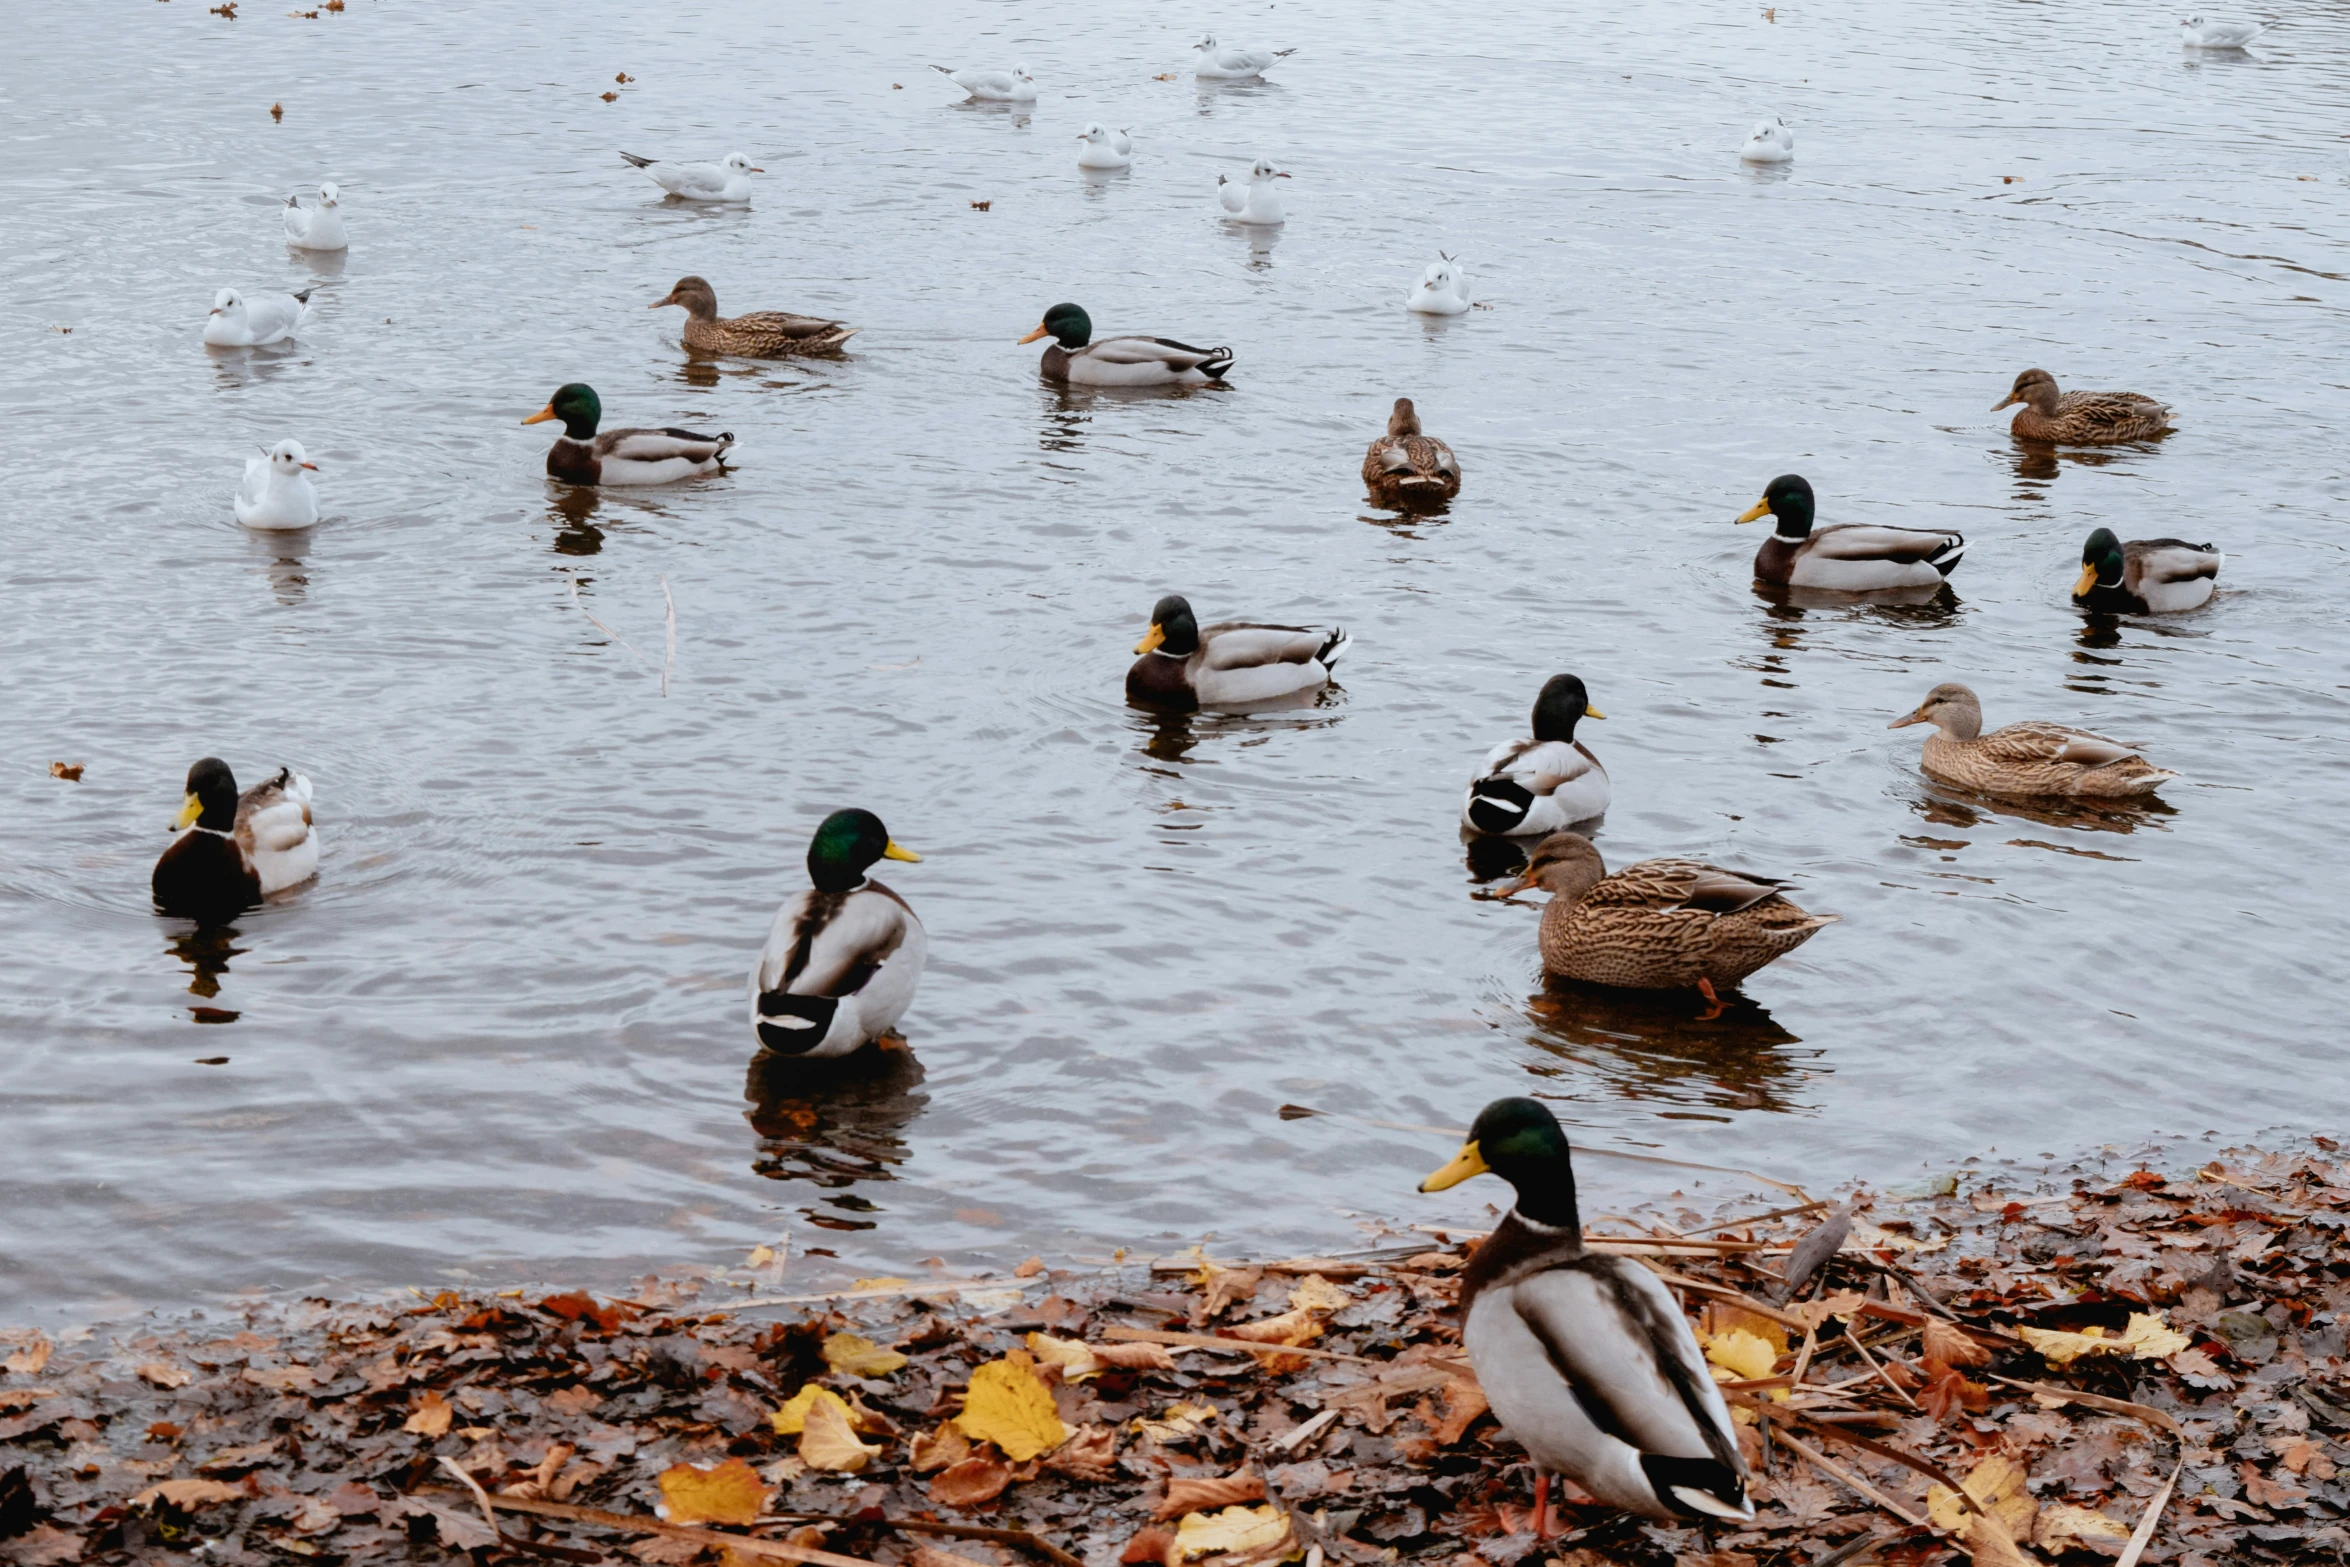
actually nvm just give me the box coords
[1891,682,2177,797]
[654,275,858,357]
[1363,397,1460,507]
[1994,368,2170,445]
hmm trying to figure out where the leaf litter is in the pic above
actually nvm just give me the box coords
[1,1143,2347,1566]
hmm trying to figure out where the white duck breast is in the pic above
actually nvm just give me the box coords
[1216,161,1287,224]
[204,287,314,347]
[1465,739,1609,835]
[1077,124,1133,169]
[1194,37,1294,77]
[1408,257,1470,315]
[236,440,320,531]
[1740,117,1794,164]
[240,769,320,894]
[2181,16,2266,47]
[283,183,348,250]
[749,884,928,1058]
[931,63,1037,100]
[619,151,761,201]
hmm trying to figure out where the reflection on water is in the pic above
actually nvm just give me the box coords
[292,248,348,282]
[206,339,303,388]
[1128,694,1345,764]
[1521,979,1816,1119]
[550,486,604,555]
[1751,582,1963,622]
[247,529,313,607]
[166,922,246,1002]
[744,1045,928,1231]
[677,355,722,390]
[1906,786,2174,838]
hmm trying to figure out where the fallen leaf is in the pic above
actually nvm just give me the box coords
[1927,1454,2035,1543]
[544,1384,601,1416]
[1171,1503,1296,1564]
[1015,1256,1044,1278]
[269,102,282,120]
[800,1390,881,1473]
[928,1451,1013,1509]
[1849,1220,1946,1254]
[2018,1312,2191,1367]
[1923,1318,1991,1367]
[1094,1340,1179,1371]
[909,1549,994,1567]
[1122,1526,1178,1567]
[601,92,617,102]
[1287,1274,1352,1314]
[47,763,82,782]
[1220,1307,1322,1373]
[656,1457,767,1526]
[1193,1264,1264,1323]
[1788,1289,1869,1330]
[911,1423,972,1473]
[1431,1374,1489,1445]
[1135,1401,1220,1444]
[1702,1327,1779,1383]
[2036,1503,2131,1545]
[1027,1333,1105,1381]
[537,1291,636,1332]
[403,1391,453,1436]
[615,72,634,83]
[1045,1422,1119,1481]
[821,1332,907,1378]
[1157,1471,1266,1520]
[243,1363,315,1391]
[0,1525,83,1566]
[2,1338,51,1377]
[770,1384,852,1436]
[135,1362,190,1390]
[969,200,991,211]
[132,1478,246,1509]
[954,1350,1070,1461]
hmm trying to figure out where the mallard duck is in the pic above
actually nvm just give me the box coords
[1407,255,1470,315]
[2074,527,2221,614]
[1889,683,2177,797]
[282,183,347,251]
[1465,676,1608,836]
[1363,398,1461,508]
[204,287,313,347]
[1127,593,1346,712]
[152,758,318,922]
[1735,474,1965,590]
[929,63,1037,101]
[235,440,319,531]
[1216,159,1288,224]
[1739,116,1794,164]
[750,809,926,1058]
[619,150,761,202]
[1077,123,1133,170]
[650,276,857,357]
[1993,369,2171,445]
[1019,303,1232,387]
[1193,37,1295,78]
[1497,832,1834,1003]
[2181,16,2267,48]
[522,383,733,486]
[1420,1097,1754,1528]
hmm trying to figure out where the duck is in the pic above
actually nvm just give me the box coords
[929,63,1037,101]
[1739,116,1795,164]
[650,276,857,357]
[282,182,348,250]
[1407,255,1470,315]
[1077,123,1133,170]
[203,287,314,347]
[235,440,320,531]
[2073,528,2221,614]
[1735,474,1965,590]
[522,383,733,486]
[152,758,319,923]
[2180,16,2268,48]
[1889,683,2177,797]
[1465,676,1608,836]
[1216,160,1289,224]
[1126,593,1346,713]
[619,150,761,202]
[1193,37,1295,78]
[1018,303,1233,387]
[750,809,927,1058]
[1496,833,1835,1004]
[1419,1097,1754,1530]
[1363,397,1461,508]
[1992,368,2171,445]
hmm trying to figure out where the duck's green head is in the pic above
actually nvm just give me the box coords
[1018,302,1092,349]
[1420,1096,1580,1231]
[524,382,602,440]
[2077,527,2125,597]
[1735,473,1815,539]
[807,807,920,895]
[174,756,240,832]
[1531,674,1604,743]
[1134,593,1200,656]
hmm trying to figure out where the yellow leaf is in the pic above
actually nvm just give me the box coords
[657,1458,768,1526]
[801,1390,882,1472]
[2037,1503,2132,1546]
[746,1245,775,1267]
[1171,1504,1299,1563]
[954,1350,1070,1461]
[2019,1311,2190,1367]
[1926,1455,2035,1543]
[1701,1327,1779,1383]
[1027,1333,1104,1382]
[1849,1220,1948,1255]
[822,1332,907,1379]
[2116,1311,2192,1359]
[133,1479,245,1510]
[1134,1401,1219,1444]
[403,1390,453,1437]
[1286,1275,1352,1314]
[850,1276,909,1291]
[770,1384,848,1436]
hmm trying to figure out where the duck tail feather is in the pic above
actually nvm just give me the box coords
[1316,627,1349,668]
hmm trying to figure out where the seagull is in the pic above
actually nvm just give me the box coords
[2179,16,2269,47]
[1740,116,1795,164]
[235,440,320,531]
[1077,123,1133,169]
[282,183,347,251]
[1216,159,1289,224]
[618,151,762,202]
[204,287,314,347]
[1193,36,1295,78]
[930,63,1037,101]
[1407,255,1471,315]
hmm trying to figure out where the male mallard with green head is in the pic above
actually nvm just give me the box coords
[1019,303,1233,386]
[750,809,927,1058]
[1735,475,1964,590]
[1421,1097,1753,1530]
[1890,683,2177,797]
[152,758,318,923]
[1463,674,1608,836]
[1993,368,2171,445]
[2073,527,2220,614]
[1126,593,1346,712]
[523,383,734,486]
[650,276,858,358]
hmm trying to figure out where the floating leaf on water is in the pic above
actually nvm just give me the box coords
[47,763,82,781]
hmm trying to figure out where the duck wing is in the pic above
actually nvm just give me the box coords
[234,768,314,855]
[1083,334,1231,372]
[2053,389,2170,436]
[1481,738,1595,796]
[726,310,853,339]
[594,426,733,462]
[1804,524,1965,563]
[756,888,911,1000]
[1597,857,1788,915]
[1979,721,2142,768]
[2126,539,2222,584]
[1198,623,1336,670]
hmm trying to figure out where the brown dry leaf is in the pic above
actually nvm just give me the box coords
[403,1390,453,1436]
[1122,1526,1178,1567]
[954,1350,1071,1461]
[2037,1503,2132,1546]
[1789,1289,1868,1331]
[1431,1375,1489,1445]
[2018,1311,2190,1366]
[1927,1454,2036,1543]
[2,1336,52,1376]
[1,1525,83,1566]
[269,102,282,120]
[47,763,83,782]
[820,1331,907,1379]
[544,1384,601,1416]
[1094,1340,1179,1372]
[1192,1263,1264,1324]
[657,1457,768,1526]
[1014,1255,1045,1278]
[928,1451,1014,1510]
[1026,1333,1104,1381]
[1170,1503,1296,1564]
[1157,1471,1267,1520]
[132,1478,246,1509]
[1959,1510,2035,1567]
[1222,1307,1321,1351]
[911,1422,972,1473]
[800,1389,881,1473]
[629,1535,702,1565]
[1044,1422,1119,1481]
[1923,1317,1992,1367]
[243,1363,316,1391]
[135,1362,192,1390]
[1286,1274,1351,1314]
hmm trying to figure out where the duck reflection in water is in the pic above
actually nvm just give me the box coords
[1130,699,1344,768]
[1751,580,1963,625]
[2007,442,2129,487]
[1039,391,1091,454]
[550,485,604,555]
[744,1043,928,1232]
[1908,784,2174,839]
[1521,978,1814,1118]
[167,921,246,1003]
[676,355,723,390]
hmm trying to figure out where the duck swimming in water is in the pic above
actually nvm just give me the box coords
[152,758,319,923]
[1126,593,1346,712]
[1735,474,1964,590]
[1464,675,1608,836]
[1019,303,1232,387]
[750,810,926,1059]
[1992,368,2171,445]
[522,383,734,486]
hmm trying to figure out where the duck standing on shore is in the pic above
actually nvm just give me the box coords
[1890,683,2177,797]
[650,276,857,357]
[750,810,927,1058]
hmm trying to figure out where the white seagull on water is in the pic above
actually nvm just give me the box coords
[930,63,1037,101]
[282,183,347,251]
[1193,36,1294,78]
[235,440,321,531]
[1216,159,1289,224]
[618,150,762,202]
[204,287,314,347]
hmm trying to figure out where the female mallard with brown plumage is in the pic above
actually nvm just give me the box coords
[152,758,319,923]
[1496,832,1834,1005]
[1734,474,1964,591]
[522,383,733,486]
[2074,527,2221,614]
[650,276,857,357]
[1993,368,2171,445]
[750,809,926,1058]
[1420,1097,1753,1531]
[1363,397,1460,508]
[1890,683,2177,797]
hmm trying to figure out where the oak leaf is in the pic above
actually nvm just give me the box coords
[1921,1318,1991,1367]
[800,1389,881,1472]
[1170,1503,1298,1564]
[928,1451,1014,1509]
[953,1350,1070,1461]
[132,1478,246,1509]
[656,1457,768,1526]
[821,1332,907,1379]
[1156,1471,1266,1520]
[404,1390,453,1437]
